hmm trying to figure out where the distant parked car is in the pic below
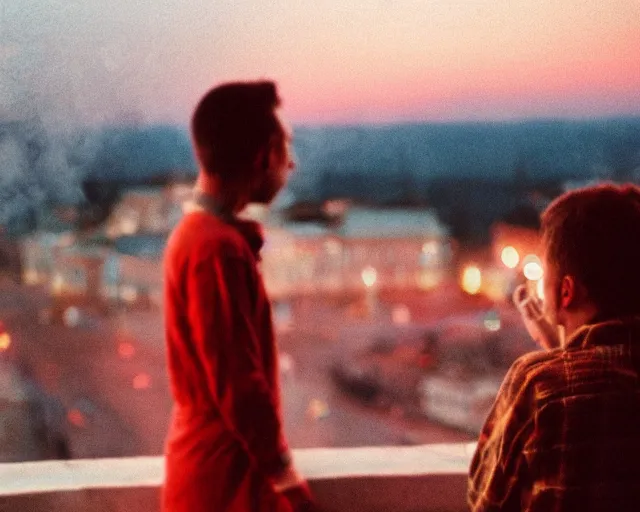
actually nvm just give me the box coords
[418,374,502,434]
[330,308,537,424]
[330,323,437,407]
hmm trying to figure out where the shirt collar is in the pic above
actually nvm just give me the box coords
[187,190,265,260]
[565,316,640,350]
[190,190,232,221]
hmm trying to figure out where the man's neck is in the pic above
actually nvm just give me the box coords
[195,172,247,214]
[562,306,600,345]
[195,172,219,199]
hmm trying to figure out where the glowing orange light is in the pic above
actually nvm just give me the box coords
[461,265,482,295]
[536,278,545,300]
[0,333,11,352]
[51,273,64,294]
[306,398,330,420]
[133,373,151,390]
[522,254,543,281]
[24,269,39,285]
[118,342,135,360]
[67,409,86,428]
[500,246,520,269]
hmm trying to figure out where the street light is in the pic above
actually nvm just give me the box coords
[0,332,11,352]
[51,273,65,295]
[522,254,543,281]
[500,246,520,269]
[461,265,482,295]
[361,266,378,315]
[361,266,377,288]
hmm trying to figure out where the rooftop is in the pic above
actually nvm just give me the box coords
[338,207,448,239]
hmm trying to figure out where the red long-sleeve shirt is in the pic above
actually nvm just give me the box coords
[162,209,292,512]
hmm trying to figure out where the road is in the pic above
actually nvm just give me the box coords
[1,280,482,460]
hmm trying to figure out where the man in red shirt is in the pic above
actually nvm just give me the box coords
[163,81,315,511]
[469,183,640,511]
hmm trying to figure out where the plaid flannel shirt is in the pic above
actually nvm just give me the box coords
[468,317,640,511]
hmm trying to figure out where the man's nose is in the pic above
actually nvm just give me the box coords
[288,148,297,171]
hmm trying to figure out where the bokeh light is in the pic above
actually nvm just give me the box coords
[133,373,151,390]
[461,265,482,295]
[500,246,520,269]
[0,333,11,352]
[523,255,543,281]
[67,409,86,428]
[118,342,136,360]
[361,266,378,288]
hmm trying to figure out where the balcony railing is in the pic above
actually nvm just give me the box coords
[0,443,475,512]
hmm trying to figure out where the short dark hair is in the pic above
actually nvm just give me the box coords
[541,183,640,319]
[191,81,282,186]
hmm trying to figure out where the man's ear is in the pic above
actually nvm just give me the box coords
[560,275,577,309]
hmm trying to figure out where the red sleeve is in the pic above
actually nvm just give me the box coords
[187,252,289,477]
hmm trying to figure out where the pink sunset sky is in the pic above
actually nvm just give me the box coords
[1,0,639,125]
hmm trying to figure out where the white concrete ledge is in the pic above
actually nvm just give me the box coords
[0,456,164,496]
[0,443,477,512]
[297,443,477,479]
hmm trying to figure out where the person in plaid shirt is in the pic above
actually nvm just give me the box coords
[469,183,640,511]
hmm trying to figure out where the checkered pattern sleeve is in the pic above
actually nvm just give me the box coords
[468,355,536,511]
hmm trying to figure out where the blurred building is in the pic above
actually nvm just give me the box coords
[104,185,190,238]
[18,186,453,314]
[261,206,450,299]
[102,189,453,304]
[20,233,74,287]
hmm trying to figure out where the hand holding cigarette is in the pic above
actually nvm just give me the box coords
[513,284,561,350]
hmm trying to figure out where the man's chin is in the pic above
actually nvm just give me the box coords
[250,186,281,205]
[250,193,276,205]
